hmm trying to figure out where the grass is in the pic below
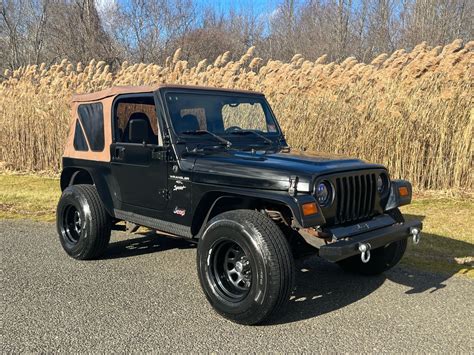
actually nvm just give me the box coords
[0,174,60,222]
[0,174,472,278]
[400,197,474,278]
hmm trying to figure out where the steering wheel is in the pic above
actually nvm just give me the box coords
[225,126,243,133]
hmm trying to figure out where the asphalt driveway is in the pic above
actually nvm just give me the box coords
[2,219,473,352]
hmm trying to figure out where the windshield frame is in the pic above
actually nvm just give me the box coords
[159,88,284,147]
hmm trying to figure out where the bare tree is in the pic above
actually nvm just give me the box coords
[399,0,473,49]
[365,0,398,56]
[265,0,299,60]
[1,0,51,69]
[165,4,265,64]
[1,0,473,71]
[45,0,114,63]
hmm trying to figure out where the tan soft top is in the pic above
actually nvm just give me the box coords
[65,84,265,162]
[72,84,264,103]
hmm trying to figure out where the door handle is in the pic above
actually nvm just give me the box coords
[114,146,125,160]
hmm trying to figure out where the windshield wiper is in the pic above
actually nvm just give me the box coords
[181,130,232,148]
[228,130,273,145]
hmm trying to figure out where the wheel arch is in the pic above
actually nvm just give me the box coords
[60,168,93,191]
[60,167,115,216]
[191,191,299,237]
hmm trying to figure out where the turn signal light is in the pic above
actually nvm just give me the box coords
[398,186,409,197]
[302,202,318,216]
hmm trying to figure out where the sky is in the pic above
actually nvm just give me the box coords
[95,0,281,37]
[193,0,279,15]
[96,0,280,18]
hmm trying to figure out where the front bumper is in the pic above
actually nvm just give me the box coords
[319,219,422,262]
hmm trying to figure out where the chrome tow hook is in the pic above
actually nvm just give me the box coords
[358,243,371,263]
[410,227,421,245]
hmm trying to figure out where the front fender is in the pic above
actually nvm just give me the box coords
[193,186,325,236]
[385,179,413,211]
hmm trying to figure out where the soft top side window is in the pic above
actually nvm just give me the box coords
[113,96,162,145]
[77,103,104,151]
[73,119,88,151]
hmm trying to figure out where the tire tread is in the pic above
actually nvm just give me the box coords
[57,184,111,260]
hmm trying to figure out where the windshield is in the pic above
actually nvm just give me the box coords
[164,92,281,142]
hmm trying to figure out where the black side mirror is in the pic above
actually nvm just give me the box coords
[129,119,148,144]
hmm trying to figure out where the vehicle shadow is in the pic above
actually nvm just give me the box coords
[103,230,196,260]
[101,216,471,325]
[269,212,472,325]
[267,257,386,325]
[267,255,461,325]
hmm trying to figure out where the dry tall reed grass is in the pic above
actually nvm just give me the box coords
[0,40,472,191]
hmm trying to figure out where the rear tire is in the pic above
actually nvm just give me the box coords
[197,209,295,325]
[56,184,111,260]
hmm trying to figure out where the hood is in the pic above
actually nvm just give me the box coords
[190,149,385,191]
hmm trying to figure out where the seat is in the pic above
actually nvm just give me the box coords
[114,120,123,141]
[122,112,157,144]
[174,114,200,133]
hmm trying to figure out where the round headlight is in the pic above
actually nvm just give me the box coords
[316,181,332,206]
[377,173,389,194]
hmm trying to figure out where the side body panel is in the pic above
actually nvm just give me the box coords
[61,155,318,239]
[63,97,114,162]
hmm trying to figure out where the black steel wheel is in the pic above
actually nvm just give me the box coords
[197,209,294,325]
[57,184,111,260]
[63,205,83,244]
[210,240,252,301]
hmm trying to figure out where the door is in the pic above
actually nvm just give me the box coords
[111,143,168,211]
[110,95,169,212]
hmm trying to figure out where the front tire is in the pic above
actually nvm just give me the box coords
[56,184,111,260]
[197,210,295,325]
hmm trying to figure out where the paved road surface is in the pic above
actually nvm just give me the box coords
[2,220,473,352]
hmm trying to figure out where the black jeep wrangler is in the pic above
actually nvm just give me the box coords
[57,84,422,325]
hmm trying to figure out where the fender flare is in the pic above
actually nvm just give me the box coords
[192,188,325,237]
[60,166,115,217]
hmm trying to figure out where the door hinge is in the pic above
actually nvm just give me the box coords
[152,150,167,160]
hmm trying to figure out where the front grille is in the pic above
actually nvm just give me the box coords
[334,173,377,224]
